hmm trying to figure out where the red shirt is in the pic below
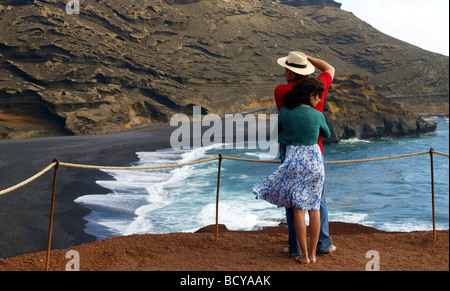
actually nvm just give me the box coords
[274,72,333,154]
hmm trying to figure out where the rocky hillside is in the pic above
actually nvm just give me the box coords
[0,0,447,139]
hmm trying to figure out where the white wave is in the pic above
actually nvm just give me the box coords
[424,116,449,121]
[109,144,227,236]
[338,138,371,144]
[123,196,171,235]
[328,212,447,232]
[378,219,448,232]
[194,201,285,232]
[244,151,279,161]
[75,194,149,239]
[329,212,373,226]
[75,194,148,212]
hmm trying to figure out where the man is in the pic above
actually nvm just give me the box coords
[275,51,336,257]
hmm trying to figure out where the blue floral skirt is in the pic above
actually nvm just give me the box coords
[253,144,324,210]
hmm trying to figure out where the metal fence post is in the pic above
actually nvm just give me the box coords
[429,148,436,240]
[46,160,59,271]
[215,154,223,242]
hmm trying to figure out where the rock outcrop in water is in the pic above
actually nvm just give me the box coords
[0,0,447,139]
[324,75,437,143]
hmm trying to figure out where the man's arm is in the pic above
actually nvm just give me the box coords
[307,56,335,80]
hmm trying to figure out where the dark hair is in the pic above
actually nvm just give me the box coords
[283,77,325,109]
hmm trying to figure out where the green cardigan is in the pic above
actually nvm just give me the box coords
[278,106,331,160]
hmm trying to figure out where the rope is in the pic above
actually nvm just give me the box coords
[325,151,431,164]
[433,150,449,157]
[1,150,448,196]
[222,156,281,164]
[0,162,57,196]
[58,156,220,170]
[223,151,433,165]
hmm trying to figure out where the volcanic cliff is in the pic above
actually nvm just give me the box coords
[0,0,447,139]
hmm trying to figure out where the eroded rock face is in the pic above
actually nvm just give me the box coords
[279,0,341,8]
[0,0,447,139]
[324,75,437,143]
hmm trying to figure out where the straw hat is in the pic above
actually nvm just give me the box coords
[277,51,315,75]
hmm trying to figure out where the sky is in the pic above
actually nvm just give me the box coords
[338,0,449,56]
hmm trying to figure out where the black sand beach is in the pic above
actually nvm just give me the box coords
[0,123,175,259]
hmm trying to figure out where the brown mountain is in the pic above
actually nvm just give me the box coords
[0,0,447,139]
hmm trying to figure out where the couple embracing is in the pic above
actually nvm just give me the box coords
[253,51,337,264]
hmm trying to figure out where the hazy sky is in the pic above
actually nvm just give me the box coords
[338,0,449,56]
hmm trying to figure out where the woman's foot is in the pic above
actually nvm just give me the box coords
[309,254,317,264]
[295,255,310,264]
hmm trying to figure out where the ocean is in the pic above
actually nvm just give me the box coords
[75,117,449,240]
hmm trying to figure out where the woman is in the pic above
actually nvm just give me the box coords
[253,78,331,264]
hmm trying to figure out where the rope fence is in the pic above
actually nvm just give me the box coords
[0,148,448,270]
[1,150,448,197]
[0,162,57,196]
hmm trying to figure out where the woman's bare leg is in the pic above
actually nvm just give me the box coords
[293,208,310,264]
[308,210,320,263]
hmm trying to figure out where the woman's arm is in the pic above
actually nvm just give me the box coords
[319,113,331,139]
